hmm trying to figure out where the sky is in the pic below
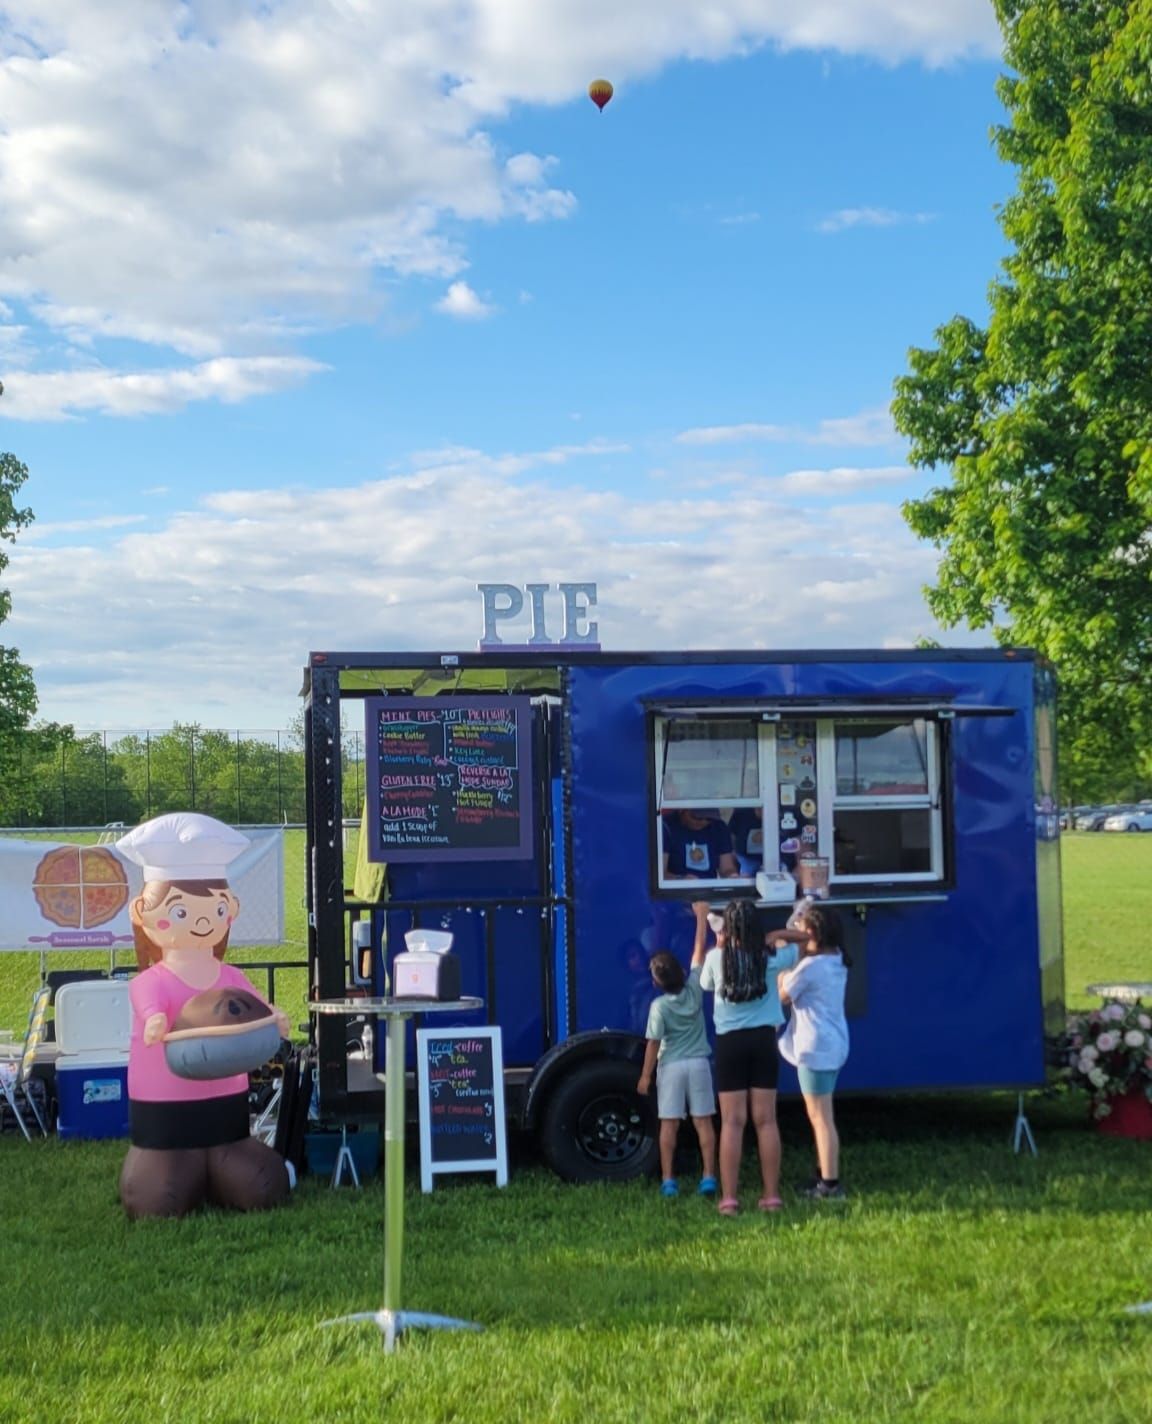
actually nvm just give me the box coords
[0,0,1014,732]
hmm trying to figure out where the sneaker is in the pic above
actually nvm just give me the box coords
[803,1180,846,1201]
[697,1176,718,1197]
[660,1179,679,1198]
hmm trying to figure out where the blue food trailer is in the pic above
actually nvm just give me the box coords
[303,647,1064,1181]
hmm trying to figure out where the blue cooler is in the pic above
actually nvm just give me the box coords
[54,980,132,1140]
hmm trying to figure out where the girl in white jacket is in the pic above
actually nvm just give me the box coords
[778,902,850,1201]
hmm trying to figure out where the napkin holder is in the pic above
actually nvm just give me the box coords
[393,929,461,1001]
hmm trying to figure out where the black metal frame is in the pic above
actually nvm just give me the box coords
[305,655,574,1122]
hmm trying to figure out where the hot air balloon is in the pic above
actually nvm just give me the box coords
[588,79,613,113]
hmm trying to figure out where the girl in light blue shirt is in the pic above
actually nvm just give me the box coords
[698,899,800,1216]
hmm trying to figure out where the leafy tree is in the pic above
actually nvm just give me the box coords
[4,724,140,827]
[892,0,1152,775]
[0,453,37,750]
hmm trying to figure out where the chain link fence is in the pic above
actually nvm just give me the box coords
[1,727,369,829]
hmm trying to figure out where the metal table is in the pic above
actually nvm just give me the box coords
[309,996,484,1352]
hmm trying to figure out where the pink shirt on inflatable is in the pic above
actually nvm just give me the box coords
[128,961,264,1102]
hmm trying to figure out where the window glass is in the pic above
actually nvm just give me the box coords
[835,720,929,797]
[660,720,758,803]
[833,809,933,876]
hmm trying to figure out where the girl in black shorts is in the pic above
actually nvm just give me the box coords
[698,899,801,1215]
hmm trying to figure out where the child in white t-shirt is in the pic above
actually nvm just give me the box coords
[637,905,716,1197]
[778,902,850,1201]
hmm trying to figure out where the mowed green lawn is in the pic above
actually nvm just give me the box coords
[1,833,1150,1423]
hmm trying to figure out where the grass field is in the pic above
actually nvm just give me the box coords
[1,832,1151,1422]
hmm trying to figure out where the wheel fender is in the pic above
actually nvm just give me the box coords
[522,1029,646,1131]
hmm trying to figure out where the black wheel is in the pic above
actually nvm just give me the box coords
[539,1059,659,1183]
[1126,823,1142,832]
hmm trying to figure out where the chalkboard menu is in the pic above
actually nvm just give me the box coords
[364,696,534,863]
[416,1027,508,1190]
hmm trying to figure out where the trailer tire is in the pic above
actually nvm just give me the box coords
[539,1059,659,1183]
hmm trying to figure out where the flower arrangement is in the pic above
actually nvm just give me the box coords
[1065,1000,1152,1118]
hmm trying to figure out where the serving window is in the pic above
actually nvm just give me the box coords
[653,710,945,892]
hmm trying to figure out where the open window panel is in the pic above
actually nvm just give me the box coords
[653,710,946,895]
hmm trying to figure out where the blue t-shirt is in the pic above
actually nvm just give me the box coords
[663,815,733,878]
[727,808,765,873]
[700,943,800,1033]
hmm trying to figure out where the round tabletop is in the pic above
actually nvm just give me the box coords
[309,997,483,1018]
[1085,982,1152,1003]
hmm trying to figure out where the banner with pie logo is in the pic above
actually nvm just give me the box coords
[0,828,284,951]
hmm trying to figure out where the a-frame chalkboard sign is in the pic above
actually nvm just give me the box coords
[415,1026,508,1191]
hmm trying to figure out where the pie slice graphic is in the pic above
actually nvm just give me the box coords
[33,845,130,929]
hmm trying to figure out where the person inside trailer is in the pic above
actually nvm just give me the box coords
[727,806,764,876]
[662,808,740,880]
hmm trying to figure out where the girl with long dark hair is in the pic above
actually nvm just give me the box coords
[698,898,800,1215]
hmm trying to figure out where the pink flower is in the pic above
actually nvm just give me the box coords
[1096,1031,1119,1053]
[1138,1014,1151,1031]
[1105,1004,1127,1022]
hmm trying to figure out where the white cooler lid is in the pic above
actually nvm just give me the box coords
[54,980,132,1055]
[56,1050,130,1071]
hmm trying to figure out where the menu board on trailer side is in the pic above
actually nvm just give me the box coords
[365,695,534,862]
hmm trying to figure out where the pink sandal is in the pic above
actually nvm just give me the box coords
[718,1198,740,1216]
[757,1196,784,1212]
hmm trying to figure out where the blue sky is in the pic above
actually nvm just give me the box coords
[0,1,1012,730]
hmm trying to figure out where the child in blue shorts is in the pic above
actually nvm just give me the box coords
[637,906,717,1197]
[778,902,850,1200]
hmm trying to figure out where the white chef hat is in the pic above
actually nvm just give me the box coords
[116,812,250,883]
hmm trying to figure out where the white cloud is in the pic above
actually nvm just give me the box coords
[0,1,997,381]
[817,207,937,233]
[778,464,913,494]
[435,281,498,320]
[24,514,148,540]
[0,357,327,421]
[675,406,896,447]
[6,435,975,729]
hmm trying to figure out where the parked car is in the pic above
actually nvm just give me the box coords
[1074,805,1112,831]
[1102,807,1152,832]
[1062,804,1098,830]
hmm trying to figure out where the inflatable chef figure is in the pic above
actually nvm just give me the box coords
[116,813,291,1219]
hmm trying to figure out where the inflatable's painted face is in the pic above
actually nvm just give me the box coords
[136,884,238,957]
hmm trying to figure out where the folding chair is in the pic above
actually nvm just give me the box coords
[0,985,51,1139]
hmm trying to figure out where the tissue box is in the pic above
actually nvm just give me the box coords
[392,951,461,1001]
[394,928,462,1001]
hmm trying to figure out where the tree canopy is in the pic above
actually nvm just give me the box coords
[0,451,37,747]
[892,0,1152,797]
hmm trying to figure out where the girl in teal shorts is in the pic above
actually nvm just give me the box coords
[777,903,850,1201]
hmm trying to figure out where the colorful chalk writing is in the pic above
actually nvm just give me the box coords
[365,696,534,862]
[416,1027,509,1189]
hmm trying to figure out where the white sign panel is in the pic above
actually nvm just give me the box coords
[0,827,285,952]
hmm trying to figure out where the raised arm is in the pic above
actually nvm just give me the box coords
[691,901,714,969]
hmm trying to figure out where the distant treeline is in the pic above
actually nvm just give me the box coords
[0,722,369,828]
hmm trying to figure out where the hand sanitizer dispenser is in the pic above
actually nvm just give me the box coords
[393,929,462,1001]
